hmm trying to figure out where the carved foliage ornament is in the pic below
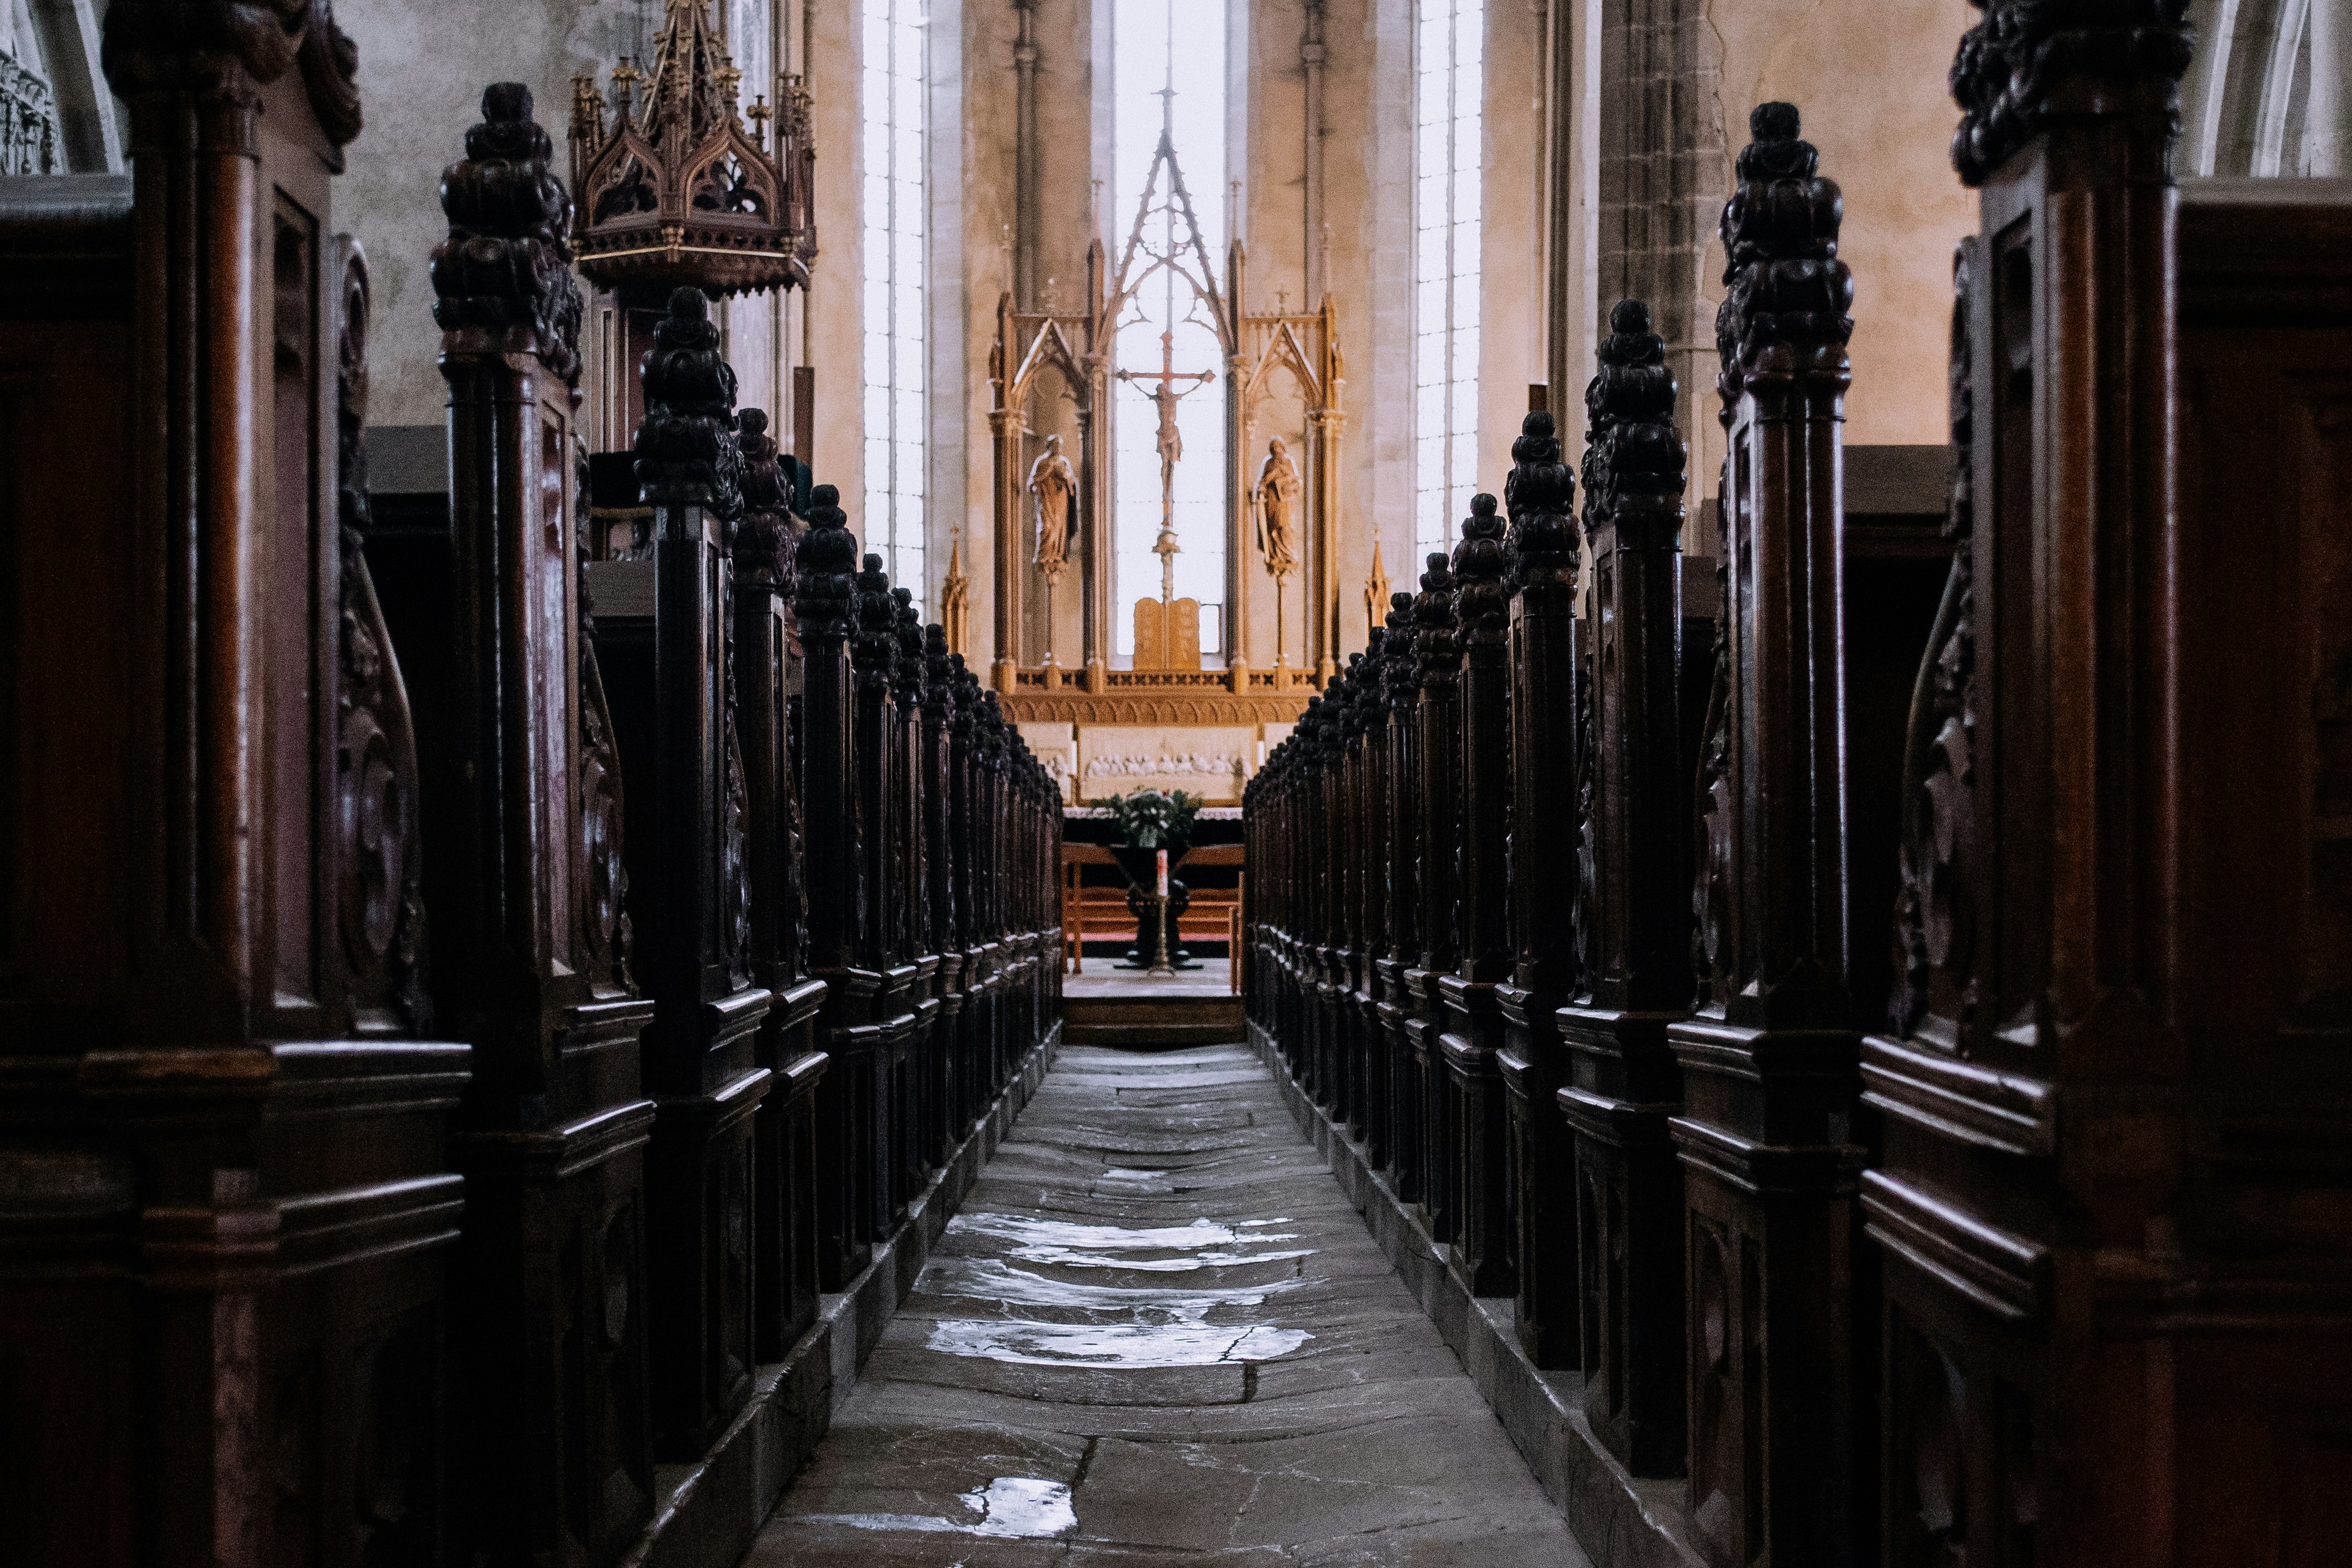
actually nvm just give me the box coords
[733,408,796,587]
[1892,247,1979,1038]
[102,0,361,145]
[433,83,587,387]
[1505,410,1578,590]
[1414,551,1459,689]
[634,287,744,515]
[334,246,430,1031]
[793,485,860,646]
[1715,103,1853,404]
[578,469,635,993]
[1384,592,1419,713]
[1582,303,1684,536]
[1451,494,1510,654]
[1949,0,2195,185]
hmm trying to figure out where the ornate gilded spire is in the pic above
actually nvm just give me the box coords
[568,0,816,300]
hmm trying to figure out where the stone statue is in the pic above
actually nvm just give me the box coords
[1255,436,1303,577]
[1026,433,1077,576]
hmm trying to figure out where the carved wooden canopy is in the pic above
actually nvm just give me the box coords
[567,0,816,301]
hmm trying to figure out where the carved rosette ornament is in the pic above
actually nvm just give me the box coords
[1949,0,2195,185]
[569,0,816,299]
[432,83,586,385]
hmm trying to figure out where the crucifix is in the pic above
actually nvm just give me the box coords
[1114,327,1216,602]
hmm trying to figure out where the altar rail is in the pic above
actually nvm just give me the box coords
[0,57,1060,1568]
[1247,32,2352,1568]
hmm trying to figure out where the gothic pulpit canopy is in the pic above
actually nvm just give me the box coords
[567,0,816,300]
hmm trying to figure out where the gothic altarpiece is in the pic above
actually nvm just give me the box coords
[971,133,1348,803]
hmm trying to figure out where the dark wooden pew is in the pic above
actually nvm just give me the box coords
[0,15,470,1564]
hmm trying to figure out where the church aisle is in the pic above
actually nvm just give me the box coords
[749,1044,1588,1566]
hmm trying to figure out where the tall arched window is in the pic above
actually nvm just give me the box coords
[1414,0,1482,557]
[862,0,927,599]
[1110,0,1228,661]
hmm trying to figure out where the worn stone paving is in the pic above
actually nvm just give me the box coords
[749,1044,1589,1566]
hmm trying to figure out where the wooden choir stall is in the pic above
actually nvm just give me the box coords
[0,35,1062,1568]
[1244,10,2352,1563]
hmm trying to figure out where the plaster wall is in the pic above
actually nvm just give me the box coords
[338,0,661,433]
[1699,0,1975,463]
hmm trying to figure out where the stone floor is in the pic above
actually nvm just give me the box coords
[1062,968,1237,999]
[748,1043,1590,1566]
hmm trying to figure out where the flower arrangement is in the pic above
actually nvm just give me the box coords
[1094,787,1202,852]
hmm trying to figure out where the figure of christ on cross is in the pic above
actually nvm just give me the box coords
[1114,327,1217,602]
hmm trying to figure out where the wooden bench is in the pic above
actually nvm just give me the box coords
[1063,843,1244,988]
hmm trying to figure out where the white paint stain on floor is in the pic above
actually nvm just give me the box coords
[927,1213,1317,1367]
[801,1476,1078,1539]
[926,1258,1305,1311]
[945,1211,1314,1271]
[926,1318,1313,1367]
